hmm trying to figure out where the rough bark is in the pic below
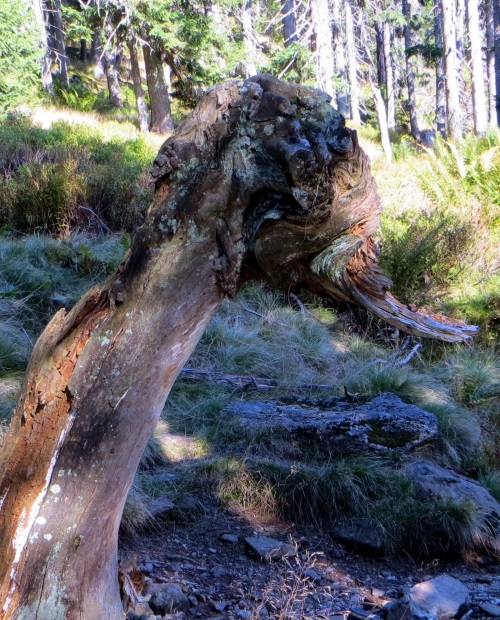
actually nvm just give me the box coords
[0,75,477,620]
[442,0,463,141]
[466,0,488,133]
[32,0,53,92]
[434,0,447,137]
[311,0,336,101]
[402,0,420,140]
[128,38,150,133]
[143,43,174,134]
[102,31,124,109]
[345,0,361,125]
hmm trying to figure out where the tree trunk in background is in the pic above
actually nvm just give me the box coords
[242,0,257,76]
[143,43,174,134]
[402,0,420,140]
[442,0,463,141]
[32,0,53,92]
[311,0,336,102]
[47,0,69,88]
[466,0,487,133]
[345,0,361,124]
[332,0,348,116]
[102,41,124,108]
[434,0,447,137]
[0,75,477,619]
[456,0,465,98]
[128,38,149,133]
[486,0,497,124]
[375,22,387,97]
[494,0,500,124]
[280,0,297,46]
[383,20,396,129]
[91,31,104,80]
[371,80,392,163]
[80,39,87,62]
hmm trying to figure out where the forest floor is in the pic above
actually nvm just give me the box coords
[120,501,500,620]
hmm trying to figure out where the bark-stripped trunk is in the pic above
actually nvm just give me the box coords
[345,0,361,125]
[486,0,497,124]
[0,75,477,620]
[466,0,487,133]
[442,0,463,141]
[128,37,149,133]
[403,0,420,140]
[434,0,447,137]
[143,43,174,134]
[311,0,336,102]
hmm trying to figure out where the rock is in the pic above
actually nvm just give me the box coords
[479,602,500,617]
[223,394,438,457]
[214,601,231,611]
[148,497,175,517]
[148,583,190,615]
[404,460,500,546]
[332,521,384,552]
[244,535,297,561]
[220,533,239,544]
[236,611,251,619]
[304,568,322,582]
[384,574,469,620]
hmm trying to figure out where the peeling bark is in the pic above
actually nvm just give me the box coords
[0,75,477,620]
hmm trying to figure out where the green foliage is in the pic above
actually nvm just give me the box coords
[0,118,156,233]
[0,0,42,111]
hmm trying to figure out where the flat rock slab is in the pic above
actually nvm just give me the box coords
[385,574,469,620]
[479,602,500,617]
[244,535,297,561]
[224,393,438,455]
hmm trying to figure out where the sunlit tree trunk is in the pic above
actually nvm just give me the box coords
[242,0,257,76]
[128,37,149,133]
[32,0,53,92]
[311,0,336,102]
[442,0,463,141]
[402,0,420,140]
[434,0,447,137]
[494,0,500,124]
[383,20,396,129]
[332,0,348,116]
[345,0,361,124]
[466,0,487,133]
[143,42,174,134]
[486,0,497,124]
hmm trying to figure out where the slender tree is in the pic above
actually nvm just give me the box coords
[311,0,336,101]
[332,0,348,116]
[434,0,447,137]
[47,0,69,88]
[486,0,497,124]
[494,0,500,124]
[383,20,396,129]
[128,36,149,132]
[32,0,53,92]
[242,0,258,76]
[441,0,463,141]
[466,0,487,133]
[345,0,361,125]
[402,0,420,140]
[280,0,298,45]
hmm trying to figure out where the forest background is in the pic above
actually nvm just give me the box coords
[0,0,499,559]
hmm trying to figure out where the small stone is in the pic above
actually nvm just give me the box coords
[148,583,190,615]
[305,568,322,582]
[244,535,297,561]
[214,601,231,612]
[220,534,239,544]
[479,602,500,617]
[236,611,251,619]
[208,547,217,554]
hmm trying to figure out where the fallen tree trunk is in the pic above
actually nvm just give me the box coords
[0,75,476,619]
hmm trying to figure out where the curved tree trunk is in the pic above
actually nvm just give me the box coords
[0,75,477,620]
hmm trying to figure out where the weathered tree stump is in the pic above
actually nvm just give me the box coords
[0,75,476,619]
